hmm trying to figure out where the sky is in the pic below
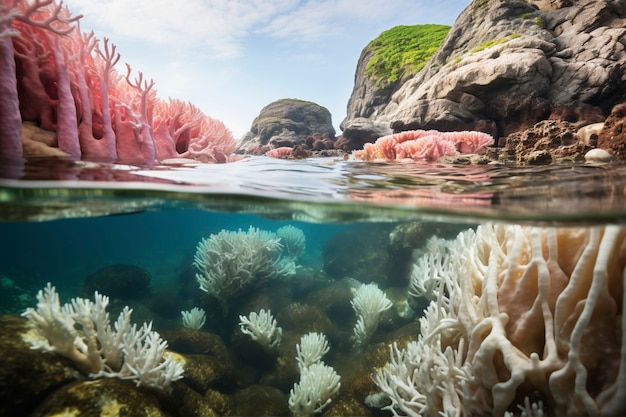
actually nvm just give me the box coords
[63,0,469,139]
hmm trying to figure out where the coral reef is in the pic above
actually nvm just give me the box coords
[0,0,236,163]
[374,224,626,416]
[21,283,184,391]
[352,129,494,162]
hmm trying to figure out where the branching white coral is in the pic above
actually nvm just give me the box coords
[351,283,393,347]
[239,309,282,350]
[289,331,340,417]
[372,224,626,416]
[181,307,206,330]
[296,332,330,371]
[289,362,341,417]
[276,225,306,259]
[193,226,296,313]
[22,283,183,391]
[408,236,452,302]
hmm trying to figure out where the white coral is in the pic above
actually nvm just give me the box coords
[239,309,282,350]
[22,283,183,391]
[351,283,392,347]
[289,362,340,417]
[193,226,296,313]
[296,332,329,371]
[276,225,306,259]
[373,224,626,416]
[181,307,206,330]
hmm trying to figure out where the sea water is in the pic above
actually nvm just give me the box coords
[1,155,626,416]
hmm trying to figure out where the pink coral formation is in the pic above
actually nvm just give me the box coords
[265,146,294,158]
[0,0,236,164]
[352,129,494,162]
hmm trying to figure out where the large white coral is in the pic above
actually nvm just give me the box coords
[374,224,626,416]
[22,283,183,391]
[193,226,296,313]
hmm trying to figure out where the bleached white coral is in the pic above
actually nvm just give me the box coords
[193,226,296,313]
[289,362,341,417]
[408,236,452,302]
[181,307,206,330]
[372,224,626,416]
[22,283,183,391]
[296,332,330,371]
[239,309,282,350]
[276,225,306,259]
[351,283,393,347]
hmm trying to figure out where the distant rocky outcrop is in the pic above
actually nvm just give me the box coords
[237,98,336,155]
[341,0,626,150]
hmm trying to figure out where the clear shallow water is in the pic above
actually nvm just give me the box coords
[2,155,626,416]
[2,155,626,223]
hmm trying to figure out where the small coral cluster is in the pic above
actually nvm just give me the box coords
[22,283,183,391]
[239,308,283,351]
[374,224,626,416]
[352,129,494,161]
[351,282,392,348]
[0,0,235,163]
[289,332,340,417]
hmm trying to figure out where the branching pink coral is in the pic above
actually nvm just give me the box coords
[352,129,495,162]
[1,0,237,164]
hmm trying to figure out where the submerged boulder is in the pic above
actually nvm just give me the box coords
[342,0,626,143]
[237,98,336,155]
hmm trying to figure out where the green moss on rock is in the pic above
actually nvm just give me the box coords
[365,24,451,88]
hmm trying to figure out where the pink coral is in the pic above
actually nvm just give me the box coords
[352,129,495,162]
[265,147,293,158]
[395,135,456,161]
[1,0,236,164]
[441,130,494,154]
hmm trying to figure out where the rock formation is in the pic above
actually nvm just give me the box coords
[341,0,626,149]
[237,98,336,155]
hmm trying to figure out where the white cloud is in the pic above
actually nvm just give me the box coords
[66,0,299,59]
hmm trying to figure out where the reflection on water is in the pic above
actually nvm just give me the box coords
[1,156,626,223]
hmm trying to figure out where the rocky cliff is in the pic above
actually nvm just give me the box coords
[341,0,626,145]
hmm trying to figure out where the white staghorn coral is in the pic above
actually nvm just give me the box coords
[351,282,393,348]
[289,331,340,417]
[289,362,341,417]
[296,332,330,371]
[181,307,206,330]
[193,226,296,313]
[22,283,183,391]
[239,309,282,350]
[373,224,626,417]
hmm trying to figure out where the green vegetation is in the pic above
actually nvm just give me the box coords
[471,33,520,53]
[365,24,451,88]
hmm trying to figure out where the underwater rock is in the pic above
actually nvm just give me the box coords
[176,353,237,393]
[0,315,80,416]
[171,383,224,417]
[82,264,151,300]
[29,379,174,417]
[0,276,35,315]
[232,384,290,417]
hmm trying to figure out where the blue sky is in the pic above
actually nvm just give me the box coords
[64,0,468,139]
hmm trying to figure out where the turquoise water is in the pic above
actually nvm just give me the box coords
[2,155,626,416]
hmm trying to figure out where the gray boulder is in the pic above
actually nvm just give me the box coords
[237,98,336,154]
[342,0,625,144]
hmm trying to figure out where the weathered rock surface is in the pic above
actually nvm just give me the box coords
[237,98,336,154]
[598,103,626,156]
[342,0,626,146]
